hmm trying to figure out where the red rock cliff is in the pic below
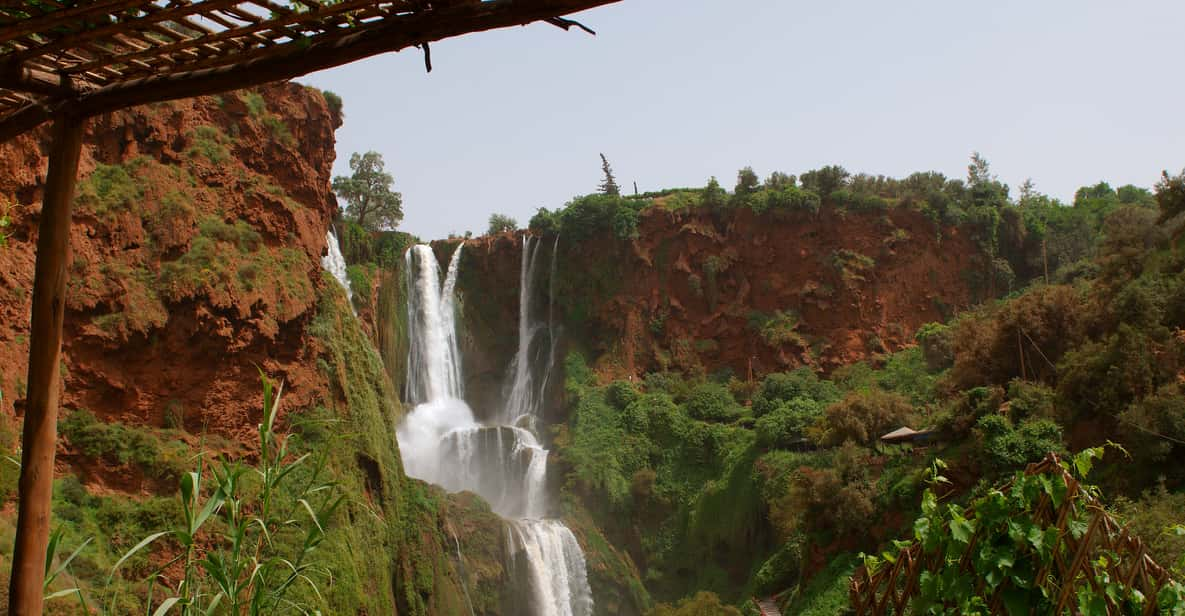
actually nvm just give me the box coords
[0,82,340,461]
[455,206,980,388]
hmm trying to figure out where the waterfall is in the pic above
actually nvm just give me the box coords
[395,238,592,616]
[501,236,560,426]
[507,520,594,616]
[322,229,353,305]
[404,244,464,405]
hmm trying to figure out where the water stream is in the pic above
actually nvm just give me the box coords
[322,229,353,307]
[395,240,592,616]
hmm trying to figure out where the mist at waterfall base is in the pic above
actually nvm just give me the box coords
[395,241,593,616]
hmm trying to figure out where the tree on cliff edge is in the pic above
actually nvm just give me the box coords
[332,151,403,231]
[598,153,621,196]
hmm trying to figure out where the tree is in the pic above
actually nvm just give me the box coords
[331,151,403,231]
[487,213,517,235]
[734,166,759,196]
[1156,168,1185,221]
[800,165,850,197]
[765,171,796,190]
[598,153,620,196]
[967,151,995,187]
[702,176,727,211]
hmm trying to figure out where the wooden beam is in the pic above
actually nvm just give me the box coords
[0,0,619,142]
[0,102,51,143]
[7,112,85,616]
[0,61,89,96]
[78,0,619,113]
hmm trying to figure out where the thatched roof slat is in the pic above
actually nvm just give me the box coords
[0,0,620,141]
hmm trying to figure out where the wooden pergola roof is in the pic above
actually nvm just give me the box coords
[0,2,621,613]
[0,0,618,141]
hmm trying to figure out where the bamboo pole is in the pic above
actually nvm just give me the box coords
[8,112,85,616]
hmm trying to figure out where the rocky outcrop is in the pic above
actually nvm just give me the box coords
[0,82,339,452]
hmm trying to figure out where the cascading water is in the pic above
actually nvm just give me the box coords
[395,239,592,616]
[322,229,353,306]
[501,236,561,428]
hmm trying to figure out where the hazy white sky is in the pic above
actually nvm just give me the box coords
[301,1,1185,240]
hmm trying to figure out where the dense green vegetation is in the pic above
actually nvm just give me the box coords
[552,165,1185,612]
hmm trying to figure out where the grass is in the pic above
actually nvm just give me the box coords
[157,216,313,322]
[185,125,231,164]
[58,409,188,481]
[74,162,143,217]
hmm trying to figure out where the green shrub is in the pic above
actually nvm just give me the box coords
[765,185,821,214]
[607,380,641,410]
[186,125,231,163]
[915,322,954,371]
[58,409,187,480]
[551,193,649,241]
[1005,379,1056,422]
[749,310,806,348]
[755,398,823,449]
[346,263,372,301]
[75,163,142,216]
[752,368,839,418]
[565,351,595,388]
[241,90,267,117]
[830,249,876,289]
[321,89,343,116]
[817,390,913,446]
[646,591,741,616]
[830,188,889,212]
[197,216,260,251]
[262,115,296,147]
[974,414,1064,474]
[685,382,740,422]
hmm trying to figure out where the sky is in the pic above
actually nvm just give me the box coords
[300,0,1185,240]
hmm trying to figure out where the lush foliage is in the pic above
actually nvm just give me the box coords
[530,193,647,241]
[862,450,1185,614]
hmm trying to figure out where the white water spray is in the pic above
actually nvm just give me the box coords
[322,229,353,306]
[395,239,591,616]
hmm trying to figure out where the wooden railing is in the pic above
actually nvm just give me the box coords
[850,454,1176,615]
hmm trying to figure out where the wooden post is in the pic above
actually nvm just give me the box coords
[8,113,85,616]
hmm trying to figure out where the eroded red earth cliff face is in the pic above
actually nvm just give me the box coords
[605,206,978,377]
[457,206,979,386]
[0,83,339,478]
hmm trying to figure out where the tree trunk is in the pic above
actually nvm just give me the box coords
[8,113,85,616]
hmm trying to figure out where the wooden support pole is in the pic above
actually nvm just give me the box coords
[8,112,85,616]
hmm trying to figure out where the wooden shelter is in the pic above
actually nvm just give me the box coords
[879,426,934,445]
[0,1,618,613]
